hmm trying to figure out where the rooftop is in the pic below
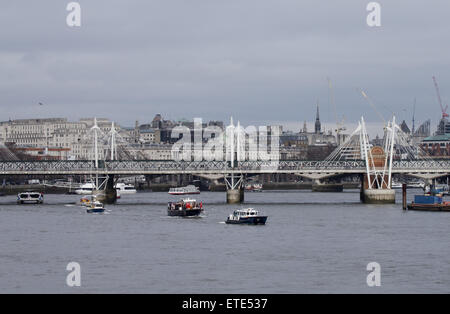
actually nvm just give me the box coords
[423,133,450,142]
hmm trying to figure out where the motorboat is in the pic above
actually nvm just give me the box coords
[115,182,137,194]
[245,183,263,192]
[392,180,424,189]
[75,182,95,195]
[408,181,425,189]
[168,185,200,195]
[226,208,267,225]
[167,198,203,217]
[86,201,105,213]
[17,191,44,204]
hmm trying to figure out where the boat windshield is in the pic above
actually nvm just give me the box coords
[234,209,258,216]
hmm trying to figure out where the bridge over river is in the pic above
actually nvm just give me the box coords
[1,116,449,204]
[0,160,449,179]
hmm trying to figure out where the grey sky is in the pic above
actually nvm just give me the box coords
[0,1,449,134]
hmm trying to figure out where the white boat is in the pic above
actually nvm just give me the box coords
[226,208,267,225]
[86,200,105,213]
[245,183,263,192]
[168,185,200,195]
[408,181,425,189]
[392,181,424,189]
[75,182,95,195]
[115,183,137,194]
[17,192,44,204]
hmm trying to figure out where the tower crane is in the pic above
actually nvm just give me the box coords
[412,98,416,135]
[432,76,449,119]
[359,89,386,124]
[327,77,346,140]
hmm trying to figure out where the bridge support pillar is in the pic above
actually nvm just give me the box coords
[225,173,244,204]
[362,189,395,204]
[226,188,244,204]
[360,174,395,204]
[93,175,117,204]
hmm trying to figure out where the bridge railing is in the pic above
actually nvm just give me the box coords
[238,160,367,171]
[391,160,450,170]
[0,160,96,172]
[104,160,229,171]
[0,159,449,174]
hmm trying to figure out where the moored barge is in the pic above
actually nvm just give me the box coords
[407,194,450,212]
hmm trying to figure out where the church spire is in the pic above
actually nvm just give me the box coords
[315,102,321,134]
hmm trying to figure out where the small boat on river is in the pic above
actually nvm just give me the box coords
[168,185,200,195]
[167,199,203,217]
[17,192,44,204]
[86,200,105,213]
[226,208,268,225]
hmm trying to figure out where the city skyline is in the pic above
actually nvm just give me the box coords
[1,1,449,129]
[2,2,450,296]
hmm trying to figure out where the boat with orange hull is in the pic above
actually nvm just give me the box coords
[407,202,450,212]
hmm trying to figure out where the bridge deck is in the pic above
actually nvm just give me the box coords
[0,160,449,176]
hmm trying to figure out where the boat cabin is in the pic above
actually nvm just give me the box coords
[231,208,260,218]
[168,199,202,211]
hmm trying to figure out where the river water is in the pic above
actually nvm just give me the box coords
[0,189,449,293]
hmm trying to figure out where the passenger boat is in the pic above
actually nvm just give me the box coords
[115,183,137,194]
[407,194,450,212]
[245,183,263,192]
[408,181,425,189]
[167,199,203,217]
[17,192,44,204]
[75,182,95,195]
[168,185,200,195]
[392,180,424,189]
[86,201,105,213]
[226,208,268,225]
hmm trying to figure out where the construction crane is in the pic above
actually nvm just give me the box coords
[432,76,449,118]
[412,98,416,135]
[327,77,346,140]
[359,89,386,124]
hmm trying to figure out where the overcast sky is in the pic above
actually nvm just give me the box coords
[0,1,449,135]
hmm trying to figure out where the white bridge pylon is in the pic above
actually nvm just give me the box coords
[224,117,246,191]
[325,115,432,190]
